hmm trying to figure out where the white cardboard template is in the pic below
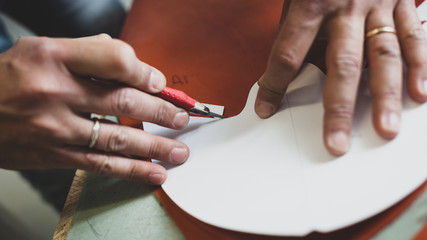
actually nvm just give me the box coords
[144,4,427,236]
[144,63,427,236]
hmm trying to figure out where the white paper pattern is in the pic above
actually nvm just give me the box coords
[144,63,427,236]
[143,4,427,235]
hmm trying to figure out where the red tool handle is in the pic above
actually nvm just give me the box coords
[157,87,196,110]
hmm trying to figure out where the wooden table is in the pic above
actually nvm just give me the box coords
[54,1,427,239]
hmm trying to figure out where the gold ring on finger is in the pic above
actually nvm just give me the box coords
[365,26,396,39]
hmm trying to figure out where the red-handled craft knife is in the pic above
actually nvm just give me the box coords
[157,87,227,119]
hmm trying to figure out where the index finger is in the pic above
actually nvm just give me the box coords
[255,2,324,118]
[58,34,167,93]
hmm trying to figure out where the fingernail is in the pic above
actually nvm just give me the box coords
[149,69,166,92]
[170,147,188,164]
[173,111,189,129]
[256,101,276,118]
[148,172,165,185]
[381,112,400,133]
[327,131,349,154]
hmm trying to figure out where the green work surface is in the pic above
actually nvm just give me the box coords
[66,173,185,240]
[66,171,427,240]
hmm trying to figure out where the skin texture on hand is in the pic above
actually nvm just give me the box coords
[255,0,427,155]
[0,34,190,185]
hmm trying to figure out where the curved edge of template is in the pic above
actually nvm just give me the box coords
[152,63,427,236]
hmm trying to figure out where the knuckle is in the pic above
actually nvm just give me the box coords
[24,74,57,98]
[325,102,354,120]
[301,0,330,16]
[87,154,114,176]
[126,162,141,182]
[146,140,163,159]
[372,88,401,102]
[410,58,427,70]
[96,33,112,40]
[152,102,170,125]
[258,79,285,96]
[372,41,401,61]
[114,88,136,115]
[272,48,300,73]
[403,26,426,43]
[329,52,361,79]
[18,76,62,108]
[105,128,129,152]
[28,39,60,62]
[406,57,427,71]
[109,41,137,75]
[300,0,356,15]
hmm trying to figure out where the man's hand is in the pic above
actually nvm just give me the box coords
[255,0,427,155]
[0,35,190,184]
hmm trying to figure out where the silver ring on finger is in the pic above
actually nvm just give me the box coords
[88,119,100,148]
[88,114,105,148]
